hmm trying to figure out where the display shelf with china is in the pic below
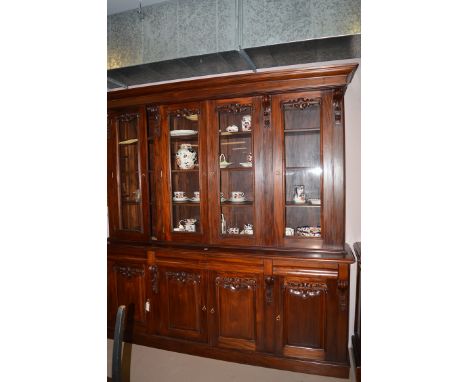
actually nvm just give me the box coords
[158,102,209,243]
[208,97,260,243]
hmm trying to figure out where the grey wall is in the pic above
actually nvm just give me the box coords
[108,0,360,69]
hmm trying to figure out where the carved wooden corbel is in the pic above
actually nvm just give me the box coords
[262,95,271,128]
[146,104,160,137]
[149,265,159,293]
[264,276,275,304]
[337,279,348,311]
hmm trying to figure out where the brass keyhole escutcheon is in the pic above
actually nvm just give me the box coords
[276,315,281,321]
[202,305,207,311]
[210,308,215,314]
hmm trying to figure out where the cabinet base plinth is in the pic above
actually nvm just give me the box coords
[108,331,350,379]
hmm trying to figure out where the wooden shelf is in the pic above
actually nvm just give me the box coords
[285,202,321,208]
[220,166,253,171]
[285,166,315,171]
[170,135,198,141]
[220,131,252,138]
[171,168,199,173]
[284,128,320,133]
[221,201,254,207]
[172,201,200,206]
[121,200,141,205]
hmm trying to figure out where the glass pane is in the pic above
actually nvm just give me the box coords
[283,102,322,238]
[169,110,201,233]
[117,115,142,231]
[217,104,255,237]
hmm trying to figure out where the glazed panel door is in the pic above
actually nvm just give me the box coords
[209,271,264,351]
[108,106,150,241]
[272,90,345,249]
[159,102,208,243]
[207,97,266,246]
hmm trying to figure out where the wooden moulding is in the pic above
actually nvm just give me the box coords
[107,64,358,109]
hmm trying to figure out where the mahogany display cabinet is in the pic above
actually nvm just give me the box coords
[107,63,358,378]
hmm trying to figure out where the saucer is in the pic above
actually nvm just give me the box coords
[239,162,252,167]
[220,197,227,202]
[228,197,247,203]
[293,199,306,204]
[190,197,200,202]
[173,227,185,232]
[173,197,189,202]
[170,130,197,137]
[220,162,232,168]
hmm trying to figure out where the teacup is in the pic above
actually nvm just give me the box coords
[231,191,245,200]
[241,115,251,131]
[174,191,186,199]
[243,223,253,235]
[285,227,295,236]
[226,125,239,132]
[193,191,200,200]
[227,227,239,234]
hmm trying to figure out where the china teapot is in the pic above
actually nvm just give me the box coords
[176,144,197,169]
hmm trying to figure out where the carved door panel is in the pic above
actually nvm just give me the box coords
[276,276,328,361]
[109,261,147,338]
[157,266,208,342]
[210,272,263,351]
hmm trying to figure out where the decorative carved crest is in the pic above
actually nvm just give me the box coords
[166,271,201,284]
[169,108,200,118]
[216,276,256,291]
[216,103,252,113]
[116,113,139,122]
[113,265,144,278]
[285,281,327,299]
[265,276,275,304]
[337,279,348,311]
[282,98,320,110]
[149,265,159,293]
[262,95,271,128]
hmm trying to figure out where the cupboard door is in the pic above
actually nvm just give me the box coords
[276,276,328,361]
[207,97,265,246]
[159,103,208,243]
[210,272,263,351]
[108,106,150,241]
[272,90,345,249]
[157,267,208,342]
[108,261,147,336]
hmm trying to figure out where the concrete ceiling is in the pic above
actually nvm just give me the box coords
[108,0,171,15]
